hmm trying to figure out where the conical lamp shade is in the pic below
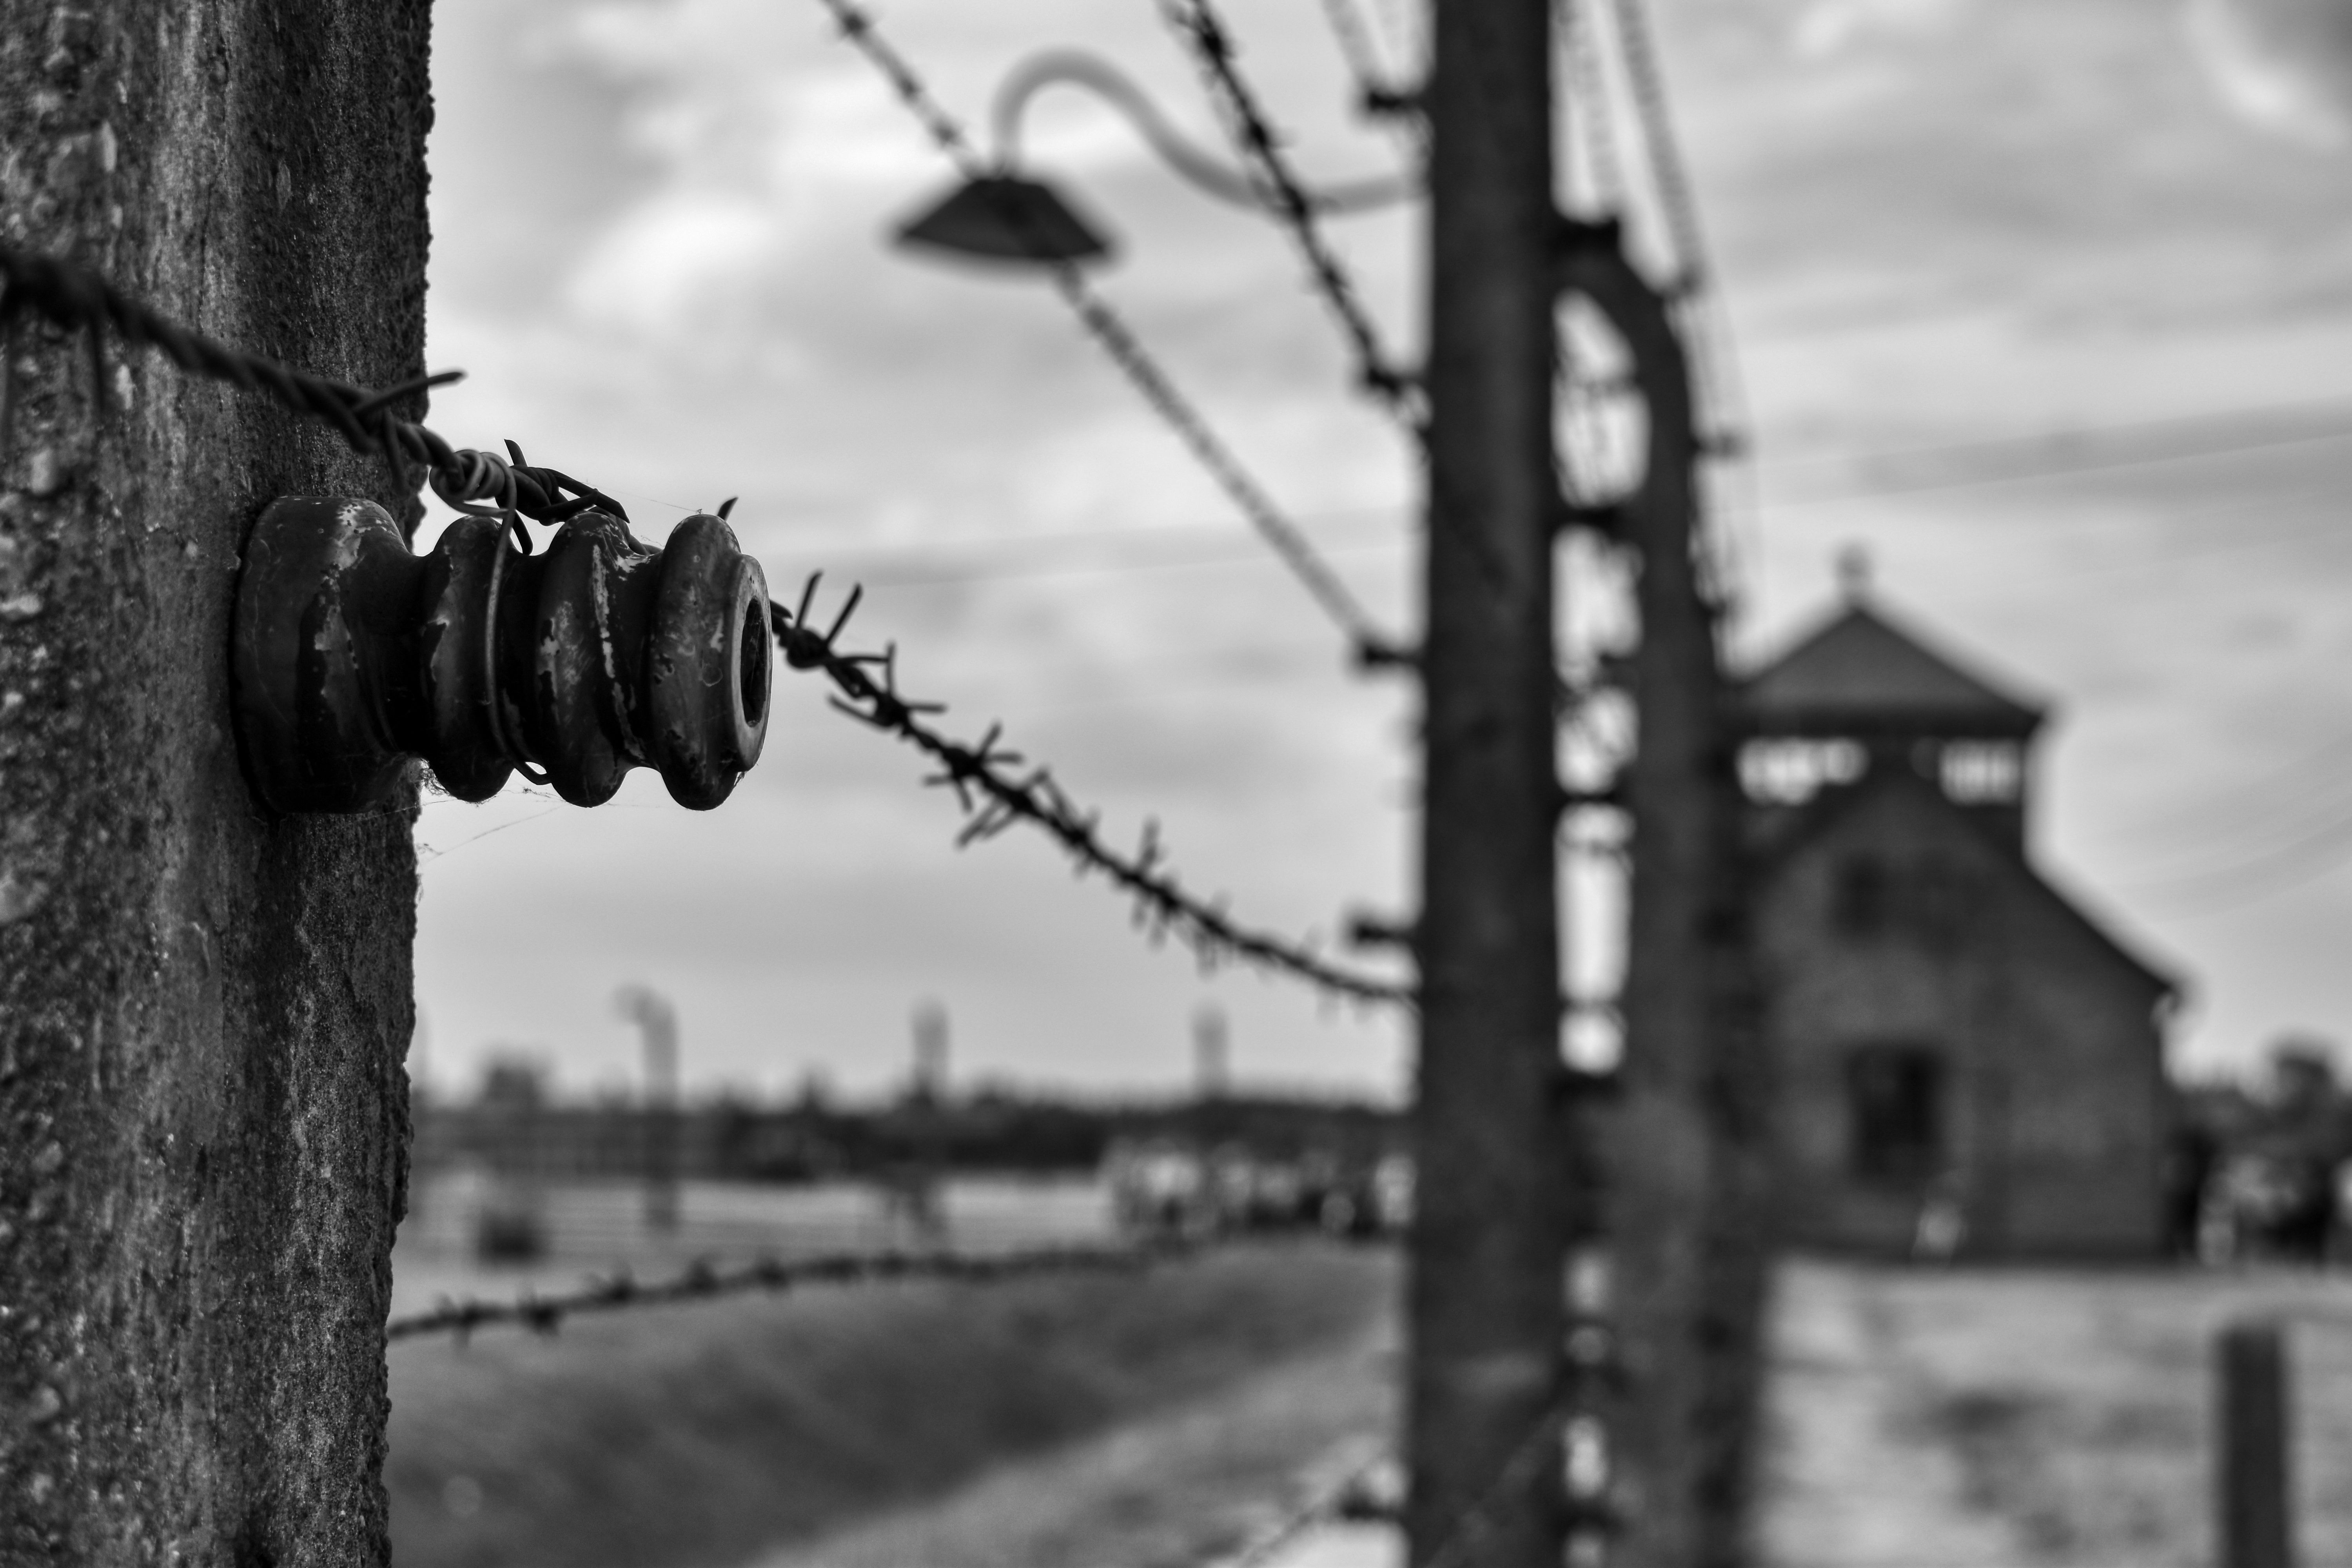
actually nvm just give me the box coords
[893,174,1116,267]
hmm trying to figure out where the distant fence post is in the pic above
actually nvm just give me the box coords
[2218,1319,2294,1568]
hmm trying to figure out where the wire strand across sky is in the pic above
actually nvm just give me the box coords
[812,0,1406,665]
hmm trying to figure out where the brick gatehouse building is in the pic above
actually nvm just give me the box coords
[1740,565,2179,1258]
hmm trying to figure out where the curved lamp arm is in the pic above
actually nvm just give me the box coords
[990,49,1416,215]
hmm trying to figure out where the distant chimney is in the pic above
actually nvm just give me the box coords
[911,1000,949,1105]
[1193,1004,1230,1100]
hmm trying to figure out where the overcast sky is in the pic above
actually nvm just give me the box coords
[408,0,2352,1101]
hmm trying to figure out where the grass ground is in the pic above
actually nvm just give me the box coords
[387,1232,1396,1568]
[1758,1259,2352,1568]
[391,1181,2352,1568]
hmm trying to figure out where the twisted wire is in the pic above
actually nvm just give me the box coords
[815,0,1403,666]
[1561,0,1627,217]
[1419,1396,1572,1568]
[824,0,1560,661]
[1160,0,1559,633]
[0,239,1406,1009]
[1203,1441,1394,1568]
[1148,20,1632,1563]
[1602,0,1705,291]
[0,245,625,539]
[1553,0,1639,562]
[1160,0,1610,850]
[1597,0,1754,606]
[770,575,1414,1007]
[1041,274,1403,663]
[385,1239,1174,1345]
[1160,0,1416,421]
[1312,0,1429,167]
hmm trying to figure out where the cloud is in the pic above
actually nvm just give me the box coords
[2184,0,2352,149]
[1789,0,1970,60]
[564,191,789,332]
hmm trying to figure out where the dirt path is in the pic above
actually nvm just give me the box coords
[750,1316,1396,1568]
[1757,1260,2352,1568]
[1757,1265,2024,1568]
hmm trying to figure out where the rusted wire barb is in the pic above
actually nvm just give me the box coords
[772,576,1415,1008]
[385,1239,1177,1345]
[811,0,1406,668]
[0,244,626,535]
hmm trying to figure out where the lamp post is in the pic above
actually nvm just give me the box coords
[883,22,1564,1565]
[892,49,1414,268]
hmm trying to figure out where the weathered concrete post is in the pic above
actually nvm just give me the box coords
[0,4,430,1561]
[1583,234,1768,1568]
[1408,0,1564,1562]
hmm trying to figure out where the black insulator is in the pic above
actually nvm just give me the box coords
[232,497,771,814]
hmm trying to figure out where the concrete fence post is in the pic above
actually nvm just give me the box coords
[2219,1318,2294,1568]
[0,5,430,1559]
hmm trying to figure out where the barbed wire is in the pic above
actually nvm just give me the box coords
[1156,4,1627,996]
[1601,0,1702,294]
[813,0,1405,668]
[1201,1441,1396,1568]
[1160,0,1568,658]
[831,0,1608,707]
[1310,0,1428,181]
[1591,0,1756,610]
[1161,0,1416,423]
[0,240,1408,1008]
[1172,0,1561,467]
[1156,0,1690,846]
[1141,1305,1607,1568]
[385,1239,1176,1345]
[1312,0,1396,112]
[1420,1396,1570,1568]
[769,574,1415,1008]
[1560,0,1627,218]
[807,21,1644,1568]
[0,245,623,539]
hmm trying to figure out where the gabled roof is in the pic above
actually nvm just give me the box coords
[1756,765,2178,1001]
[1741,596,2046,739]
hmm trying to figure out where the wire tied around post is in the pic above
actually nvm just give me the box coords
[385,1239,1185,1345]
[0,245,626,543]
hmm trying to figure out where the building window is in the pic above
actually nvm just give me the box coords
[1739,738,1867,805]
[1847,1045,1945,1183]
[1831,854,1889,937]
[1831,853,1976,947]
[1940,742,2022,804]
